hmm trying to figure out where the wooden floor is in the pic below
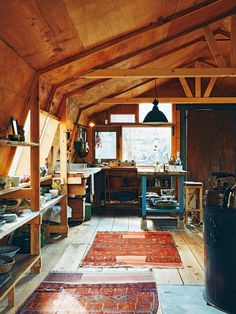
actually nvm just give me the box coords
[1,209,205,314]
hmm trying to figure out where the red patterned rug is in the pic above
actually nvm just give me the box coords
[17,272,158,313]
[81,231,182,267]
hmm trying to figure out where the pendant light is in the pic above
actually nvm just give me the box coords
[143,79,168,123]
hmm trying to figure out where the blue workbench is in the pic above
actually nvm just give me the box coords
[137,168,187,221]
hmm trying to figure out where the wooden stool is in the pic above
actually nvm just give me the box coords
[184,181,203,224]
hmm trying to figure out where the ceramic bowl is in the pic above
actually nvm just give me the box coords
[49,189,58,198]
[44,193,52,201]
[0,246,20,257]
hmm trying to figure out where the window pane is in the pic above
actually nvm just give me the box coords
[139,103,172,122]
[95,132,117,159]
[110,114,135,123]
[122,127,171,165]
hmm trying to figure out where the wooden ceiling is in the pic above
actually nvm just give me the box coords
[1,0,236,126]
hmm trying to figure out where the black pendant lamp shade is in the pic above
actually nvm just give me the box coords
[143,80,168,124]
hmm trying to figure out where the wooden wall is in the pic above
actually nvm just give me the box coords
[0,40,35,175]
[187,110,236,189]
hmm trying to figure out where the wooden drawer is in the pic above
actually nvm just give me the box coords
[68,183,87,195]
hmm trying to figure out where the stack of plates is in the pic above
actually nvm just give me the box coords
[0,214,17,223]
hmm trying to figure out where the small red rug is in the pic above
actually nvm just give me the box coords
[81,231,182,267]
[17,272,158,313]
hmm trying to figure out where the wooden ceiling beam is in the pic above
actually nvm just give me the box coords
[40,1,236,80]
[179,78,193,97]
[204,77,217,97]
[81,68,236,79]
[100,97,236,104]
[231,14,236,66]
[202,25,226,66]
[195,77,202,97]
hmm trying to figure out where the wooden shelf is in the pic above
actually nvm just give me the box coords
[40,194,65,215]
[20,175,53,188]
[0,210,39,240]
[0,139,39,147]
[0,187,21,196]
[0,254,40,302]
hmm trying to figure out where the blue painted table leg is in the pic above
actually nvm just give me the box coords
[179,176,184,220]
[141,175,147,218]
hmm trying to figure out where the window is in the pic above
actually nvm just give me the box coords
[122,103,173,165]
[95,131,117,160]
[9,111,59,176]
[110,114,135,123]
[122,127,171,165]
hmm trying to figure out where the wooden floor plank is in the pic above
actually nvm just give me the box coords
[96,215,114,231]
[179,229,204,248]
[153,268,183,285]
[112,213,129,231]
[53,244,88,272]
[73,216,101,244]
[177,244,205,285]
[128,212,142,231]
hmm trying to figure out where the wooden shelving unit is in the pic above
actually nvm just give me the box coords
[0,187,22,196]
[0,90,41,307]
[0,139,39,147]
[40,194,68,239]
[0,255,40,305]
[40,194,65,214]
[20,174,52,188]
[0,210,39,238]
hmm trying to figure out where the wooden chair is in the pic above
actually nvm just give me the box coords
[184,181,203,224]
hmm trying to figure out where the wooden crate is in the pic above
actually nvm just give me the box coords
[68,197,85,221]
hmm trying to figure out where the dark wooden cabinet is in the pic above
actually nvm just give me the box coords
[104,168,140,208]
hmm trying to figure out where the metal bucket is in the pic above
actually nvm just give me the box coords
[204,205,236,313]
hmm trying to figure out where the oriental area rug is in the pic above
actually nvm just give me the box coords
[17,271,158,313]
[81,231,182,267]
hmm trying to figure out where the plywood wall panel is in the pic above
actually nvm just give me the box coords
[0,40,35,175]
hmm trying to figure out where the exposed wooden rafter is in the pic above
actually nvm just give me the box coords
[203,77,217,97]
[81,68,236,79]
[100,97,236,104]
[202,25,226,66]
[40,1,236,77]
[179,78,193,97]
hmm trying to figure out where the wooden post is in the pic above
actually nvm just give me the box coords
[59,104,68,236]
[195,77,201,97]
[60,108,68,189]
[30,81,40,212]
[30,80,41,273]
[60,196,68,238]
[7,287,15,308]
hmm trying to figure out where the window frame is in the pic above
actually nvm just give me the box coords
[92,126,120,162]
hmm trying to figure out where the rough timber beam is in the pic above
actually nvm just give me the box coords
[204,77,217,97]
[195,77,202,97]
[202,25,227,66]
[82,68,236,79]
[179,78,193,97]
[101,97,236,104]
